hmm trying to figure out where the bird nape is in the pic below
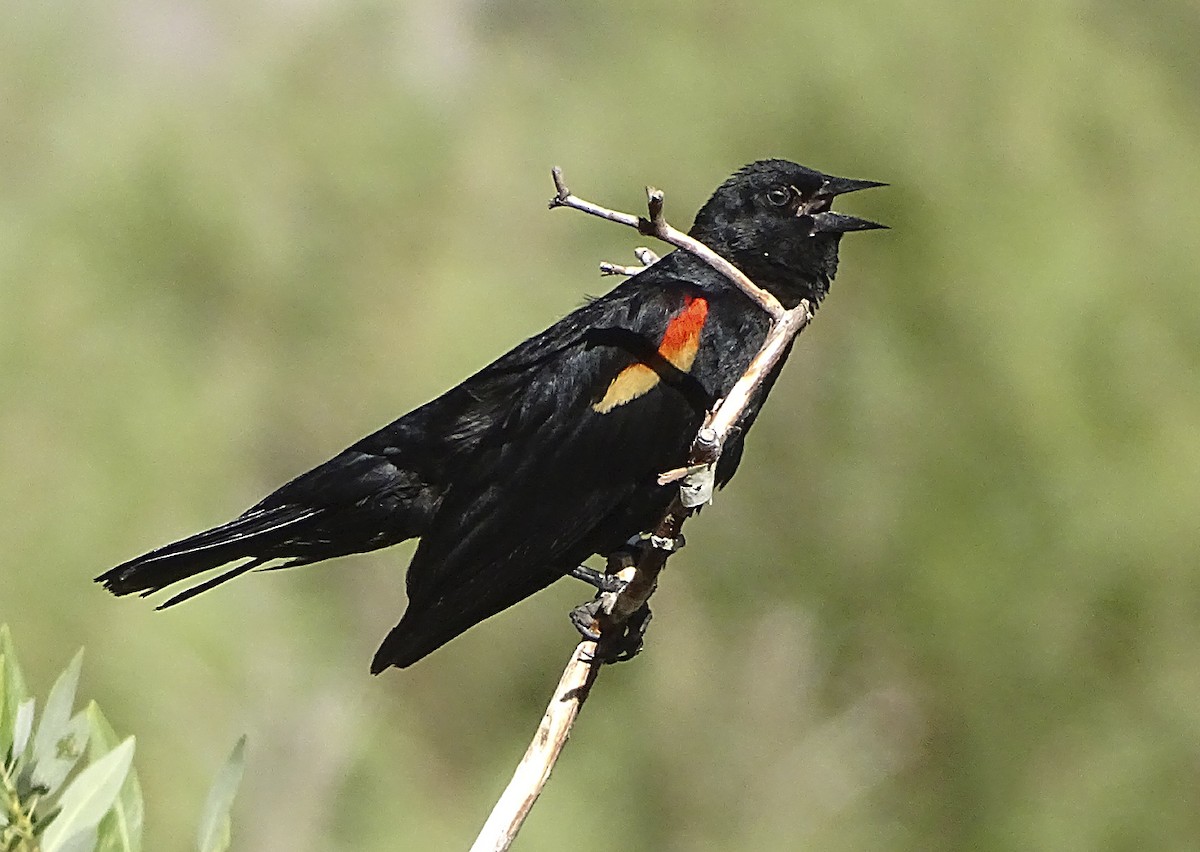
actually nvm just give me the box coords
[97,159,885,673]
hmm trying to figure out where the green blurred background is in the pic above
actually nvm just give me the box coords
[4,0,1200,849]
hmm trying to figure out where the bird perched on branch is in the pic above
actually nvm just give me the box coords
[98,159,884,671]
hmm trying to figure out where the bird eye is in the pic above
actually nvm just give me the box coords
[766,187,791,207]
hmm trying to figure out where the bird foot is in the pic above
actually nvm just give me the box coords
[569,600,653,664]
[569,564,629,594]
[569,599,604,642]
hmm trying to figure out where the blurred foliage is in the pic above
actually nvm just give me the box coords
[0,627,243,852]
[2,0,1199,849]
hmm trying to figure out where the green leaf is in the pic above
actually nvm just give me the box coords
[13,697,35,761]
[1,625,32,761]
[0,626,30,695]
[33,710,90,796]
[0,654,7,762]
[33,652,84,768]
[88,703,144,852]
[41,735,134,852]
[31,651,89,795]
[51,827,99,852]
[195,736,247,852]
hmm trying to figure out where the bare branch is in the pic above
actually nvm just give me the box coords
[633,247,660,266]
[549,166,641,229]
[468,642,601,852]
[474,169,820,851]
[599,261,648,277]
[599,247,662,278]
[600,500,686,629]
[656,462,710,487]
[549,167,787,322]
[701,305,810,444]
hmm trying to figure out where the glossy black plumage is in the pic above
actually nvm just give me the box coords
[97,159,884,671]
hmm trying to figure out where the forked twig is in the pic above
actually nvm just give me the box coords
[471,168,815,851]
[550,168,786,322]
[600,247,661,277]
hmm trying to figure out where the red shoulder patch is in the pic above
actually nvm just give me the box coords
[593,295,709,413]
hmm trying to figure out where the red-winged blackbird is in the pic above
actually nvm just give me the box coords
[98,159,884,672]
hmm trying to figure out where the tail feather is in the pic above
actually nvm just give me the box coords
[156,556,270,610]
[97,505,321,599]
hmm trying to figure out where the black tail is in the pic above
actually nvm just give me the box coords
[96,504,323,608]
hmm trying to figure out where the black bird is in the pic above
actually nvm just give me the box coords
[98,159,884,672]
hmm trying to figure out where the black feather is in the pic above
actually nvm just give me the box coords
[98,159,884,672]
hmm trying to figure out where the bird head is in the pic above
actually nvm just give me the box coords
[689,159,885,308]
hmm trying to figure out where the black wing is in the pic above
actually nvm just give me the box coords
[372,273,714,669]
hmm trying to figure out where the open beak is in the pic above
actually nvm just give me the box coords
[817,176,888,197]
[805,174,887,233]
[809,211,888,233]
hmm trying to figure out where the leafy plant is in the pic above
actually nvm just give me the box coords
[1,626,245,852]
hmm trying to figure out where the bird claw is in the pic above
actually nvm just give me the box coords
[569,564,629,595]
[599,603,653,663]
[569,599,603,642]
[568,600,653,664]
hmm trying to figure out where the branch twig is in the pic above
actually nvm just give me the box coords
[600,248,659,277]
[665,303,811,506]
[599,261,646,277]
[550,167,786,322]
[604,248,662,278]
[467,641,600,852]
[472,169,815,851]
